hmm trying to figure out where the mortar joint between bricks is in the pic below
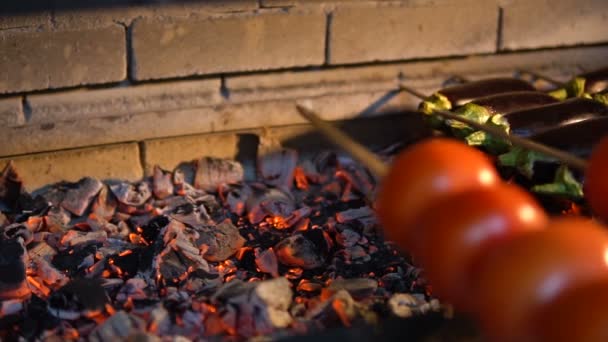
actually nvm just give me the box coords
[324,11,333,65]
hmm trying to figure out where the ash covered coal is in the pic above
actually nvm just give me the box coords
[0,147,445,341]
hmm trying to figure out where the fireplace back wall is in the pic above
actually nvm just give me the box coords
[1,0,607,190]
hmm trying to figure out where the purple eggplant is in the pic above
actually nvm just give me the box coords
[419,78,536,116]
[503,98,608,138]
[468,91,559,114]
[579,67,608,94]
[438,78,536,107]
[530,116,608,159]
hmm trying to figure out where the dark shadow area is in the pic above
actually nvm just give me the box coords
[278,112,433,158]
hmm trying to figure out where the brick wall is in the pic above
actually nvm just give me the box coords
[0,0,607,189]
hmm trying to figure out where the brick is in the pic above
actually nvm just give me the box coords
[225,64,401,103]
[0,88,421,157]
[2,45,607,157]
[52,1,259,29]
[394,45,608,81]
[0,143,142,191]
[0,12,51,30]
[501,0,608,50]
[131,11,325,80]
[329,1,497,64]
[27,78,221,125]
[142,132,240,175]
[0,25,126,94]
[0,97,25,127]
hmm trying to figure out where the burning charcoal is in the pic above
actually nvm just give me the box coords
[0,211,7,227]
[0,238,29,299]
[2,223,33,245]
[387,293,420,318]
[60,177,103,216]
[29,255,68,289]
[335,206,374,223]
[157,249,192,285]
[28,241,57,261]
[247,188,295,224]
[169,199,213,228]
[325,278,378,300]
[173,162,197,187]
[275,234,325,269]
[197,220,245,262]
[0,162,23,211]
[92,186,117,221]
[336,228,361,247]
[254,247,279,277]
[148,305,172,335]
[219,183,251,216]
[60,230,107,248]
[110,182,152,207]
[194,157,244,192]
[344,245,371,264]
[258,148,298,190]
[213,278,293,337]
[296,279,323,294]
[251,277,293,329]
[152,166,174,200]
[45,206,71,233]
[0,298,24,317]
[307,290,357,327]
[140,216,170,244]
[125,333,162,342]
[47,278,110,320]
[88,311,146,342]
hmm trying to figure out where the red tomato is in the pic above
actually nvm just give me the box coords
[471,218,608,341]
[376,138,499,252]
[585,136,608,222]
[411,183,548,311]
[531,279,608,342]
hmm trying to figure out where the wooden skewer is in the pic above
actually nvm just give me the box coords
[295,104,388,178]
[398,84,426,100]
[296,99,589,176]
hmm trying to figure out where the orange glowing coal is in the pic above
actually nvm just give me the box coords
[294,166,309,190]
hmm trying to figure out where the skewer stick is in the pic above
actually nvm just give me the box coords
[518,69,565,87]
[431,109,589,171]
[398,84,427,100]
[295,104,389,178]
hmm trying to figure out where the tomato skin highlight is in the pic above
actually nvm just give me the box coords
[585,136,608,223]
[531,279,608,342]
[471,218,608,341]
[411,183,548,311]
[376,138,500,252]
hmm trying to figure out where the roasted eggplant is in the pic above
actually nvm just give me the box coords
[448,91,559,139]
[549,66,608,100]
[462,98,608,153]
[419,78,536,115]
[593,89,608,106]
[498,117,608,198]
[505,98,608,138]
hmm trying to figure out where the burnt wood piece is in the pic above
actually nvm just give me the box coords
[579,66,608,93]
[194,157,244,192]
[468,91,559,114]
[60,177,103,216]
[504,98,608,138]
[438,78,535,107]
